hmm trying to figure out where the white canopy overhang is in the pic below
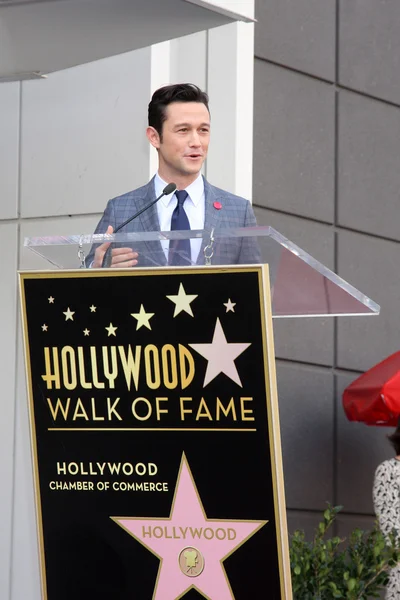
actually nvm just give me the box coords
[0,0,254,81]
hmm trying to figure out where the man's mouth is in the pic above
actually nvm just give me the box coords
[185,153,202,159]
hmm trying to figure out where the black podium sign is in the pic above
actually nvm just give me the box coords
[19,266,291,600]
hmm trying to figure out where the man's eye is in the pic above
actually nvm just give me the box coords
[178,128,188,132]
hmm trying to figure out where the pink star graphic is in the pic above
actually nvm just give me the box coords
[189,318,251,387]
[112,455,267,599]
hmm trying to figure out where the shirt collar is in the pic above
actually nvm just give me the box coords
[154,172,204,207]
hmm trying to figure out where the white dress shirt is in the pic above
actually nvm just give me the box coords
[154,172,205,264]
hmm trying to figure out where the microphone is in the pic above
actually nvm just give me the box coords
[101,182,177,267]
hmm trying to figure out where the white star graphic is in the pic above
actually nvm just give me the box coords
[63,307,75,321]
[105,323,117,336]
[131,305,154,330]
[41,324,48,332]
[90,305,97,313]
[83,328,90,336]
[48,296,55,304]
[189,318,251,387]
[166,283,198,317]
[223,299,236,313]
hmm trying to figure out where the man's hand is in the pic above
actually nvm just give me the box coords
[92,225,139,268]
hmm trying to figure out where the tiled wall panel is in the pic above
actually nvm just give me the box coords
[255,0,335,81]
[338,91,400,241]
[20,49,151,219]
[339,0,400,104]
[0,223,18,600]
[337,230,400,372]
[253,60,335,222]
[11,338,41,600]
[0,83,19,219]
[277,362,334,510]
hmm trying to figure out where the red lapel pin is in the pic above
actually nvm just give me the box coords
[213,201,222,210]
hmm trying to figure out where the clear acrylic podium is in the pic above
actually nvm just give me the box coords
[24,225,380,318]
[20,225,379,600]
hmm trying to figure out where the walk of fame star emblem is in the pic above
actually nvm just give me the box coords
[112,454,267,600]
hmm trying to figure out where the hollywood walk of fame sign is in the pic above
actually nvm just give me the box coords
[19,266,291,600]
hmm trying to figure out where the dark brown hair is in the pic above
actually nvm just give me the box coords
[148,83,210,139]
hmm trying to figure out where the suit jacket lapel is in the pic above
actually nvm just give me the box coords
[138,178,167,265]
[197,178,222,264]
[138,178,160,231]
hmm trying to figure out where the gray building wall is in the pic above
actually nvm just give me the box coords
[253,0,400,539]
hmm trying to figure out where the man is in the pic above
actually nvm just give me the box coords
[87,83,259,268]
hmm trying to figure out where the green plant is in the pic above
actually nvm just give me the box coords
[290,504,400,599]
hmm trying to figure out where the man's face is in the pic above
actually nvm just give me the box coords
[148,102,210,180]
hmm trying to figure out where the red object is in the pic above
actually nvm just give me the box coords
[343,351,400,426]
[213,201,222,210]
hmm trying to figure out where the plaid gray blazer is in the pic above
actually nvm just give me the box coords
[86,176,260,267]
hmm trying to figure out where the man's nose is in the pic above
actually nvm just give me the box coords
[188,131,201,146]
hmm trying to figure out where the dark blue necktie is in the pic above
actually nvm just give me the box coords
[170,190,191,265]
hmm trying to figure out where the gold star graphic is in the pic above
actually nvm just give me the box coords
[63,307,75,321]
[41,324,48,332]
[48,296,55,304]
[83,329,90,336]
[131,305,155,330]
[166,283,198,317]
[223,299,236,313]
[105,323,117,336]
[90,305,97,313]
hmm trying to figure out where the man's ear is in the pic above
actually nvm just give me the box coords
[146,126,161,149]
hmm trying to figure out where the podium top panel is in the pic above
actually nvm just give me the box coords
[23,226,380,319]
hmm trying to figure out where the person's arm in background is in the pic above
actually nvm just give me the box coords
[85,200,138,268]
[373,461,400,538]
